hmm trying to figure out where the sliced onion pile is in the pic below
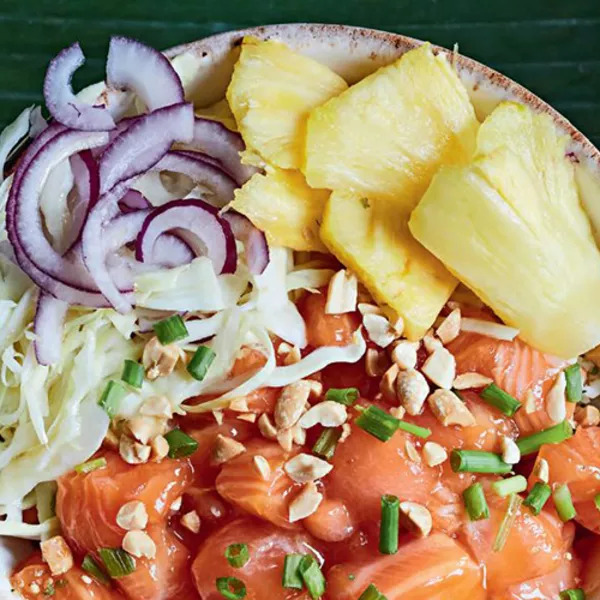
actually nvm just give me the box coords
[5,36,270,364]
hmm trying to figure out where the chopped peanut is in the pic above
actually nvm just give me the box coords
[120,436,151,465]
[396,369,429,416]
[212,410,224,425]
[389,406,406,419]
[277,428,294,452]
[291,423,307,445]
[283,345,302,365]
[421,347,456,390]
[253,455,271,481]
[390,341,419,370]
[357,303,383,316]
[212,434,246,465]
[128,415,167,445]
[325,269,358,314]
[365,348,389,377]
[546,372,567,424]
[40,536,73,576]
[122,530,156,559]
[140,395,172,418]
[116,501,148,531]
[339,423,352,442]
[275,381,312,429]
[399,501,432,537]
[150,435,169,462]
[404,440,421,464]
[453,372,493,390]
[143,336,180,380]
[363,313,396,348]
[428,389,476,427]
[284,453,333,483]
[422,442,448,467]
[258,413,277,440]
[181,510,201,534]
[435,308,461,344]
[237,413,257,423]
[379,364,399,403]
[289,482,323,522]
[299,401,347,429]
[575,404,600,427]
[533,458,550,483]
[229,397,250,412]
[422,331,443,354]
[501,436,520,465]
[524,390,538,414]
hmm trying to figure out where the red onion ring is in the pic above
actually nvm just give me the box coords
[152,234,194,268]
[43,42,116,131]
[106,36,184,112]
[222,210,270,274]
[33,292,69,365]
[135,199,236,274]
[119,189,150,213]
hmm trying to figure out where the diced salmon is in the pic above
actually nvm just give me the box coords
[191,518,314,600]
[459,484,573,594]
[531,427,600,533]
[303,498,355,542]
[325,424,465,534]
[448,328,566,435]
[11,552,124,599]
[326,532,485,599]
[300,289,360,348]
[215,440,301,529]
[56,452,194,600]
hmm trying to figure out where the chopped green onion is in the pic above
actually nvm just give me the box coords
[560,589,586,600]
[463,482,489,521]
[379,495,399,555]
[396,420,431,439]
[524,482,552,515]
[358,583,388,600]
[480,383,522,416]
[216,576,247,599]
[564,364,583,403]
[450,450,512,474]
[491,475,528,498]
[282,554,304,589]
[164,428,199,459]
[44,581,55,596]
[493,493,523,552]
[187,345,216,381]
[225,543,249,568]
[553,483,576,522]
[75,457,107,475]
[325,387,359,406]
[355,405,399,442]
[98,548,136,578]
[516,420,573,456]
[98,380,127,418]
[299,555,326,600]
[153,314,188,345]
[312,428,342,460]
[121,359,144,388]
[595,493,600,512]
[81,554,110,585]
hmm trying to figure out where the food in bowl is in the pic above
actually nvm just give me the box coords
[1,24,600,599]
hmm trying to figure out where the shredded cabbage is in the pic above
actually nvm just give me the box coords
[0,106,32,183]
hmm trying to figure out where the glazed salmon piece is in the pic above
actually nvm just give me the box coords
[460,486,573,594]
[325,424,465,534]
[303,497,355,542]
[11,552,124,599]
[215,440,301,529]
[192,518,314,600]
[326,532,485,599]
[448,328,566,435]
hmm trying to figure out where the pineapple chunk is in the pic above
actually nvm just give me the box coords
[195,99,238,131]
[321,191,457,339]
[410,101,600,358]
[231,167,329,252]
[304,43,478,205]
[227,37,348,170]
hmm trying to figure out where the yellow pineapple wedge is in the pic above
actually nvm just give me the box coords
[304,43,479,204]
[195,99,238,131]
[321,191,457,339]
[230,167,329,252]
[410,101,600,358]
[227,37,348,170]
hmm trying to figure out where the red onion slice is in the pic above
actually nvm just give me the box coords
[222,210,270,274]
[98,102,193,194]
[106,36,184,112]
[34,292,69,365]
[154,151,236,207]
[43,42,116,131]
[119,189,150,213]
[189,118,258,185]
[152,233,194,268]
[135,199,236,274]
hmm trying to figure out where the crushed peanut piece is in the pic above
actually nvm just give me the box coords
[40,536,73,576]
[292,423,306,446]
[339,423,352,442]
[143,336,180,380]
[389,406,406,419]
[575,404,600,427]
[277,342,293,356]
[404,440,421,464]
[289,482,323,522]
[501,436,521,465]
[122,530,156,559]
[396,369,429,416]
[140,395,172,418]
[229,397,249,413]
[524,390,538,414]
[299,401,348,429]
[533,458,550,483]
[379,364,399,403]
[399,501,432,537]
[325,269,358,314]
[212,434,246,465]
[237,413,257,423]
[306,380,324,399]
[453,373,493,390]
[422,442,448,467]
[212,410,224,425]
[29,583,41,594]
[546,372,567,424]
[258,413,277,440]
[390,341,419,370]
[422,331,443,354]
[428,389,476,427]
[436,308,461,344]
[81,575,93,585]
[151,435,169,462]
[365,348,390,377]
[116,501,148,531]
[120,436,151,465]
[181,510,201,534]
[253,455,271,481]
[363,313,396,348]
[128,415,167,445]
[284,346,302,366]
[284,453,333,483]
[275,381,312,429]
[357,303,383,316]
[277,428,294,452]
[103,428,120,451]
[170,497,182,512]
[421,347,456,390]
